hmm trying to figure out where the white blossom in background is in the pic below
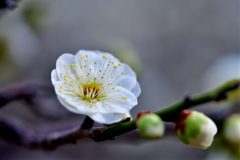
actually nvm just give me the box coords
[202,53,240,90]
[223,113,240,152]
[176,110,217,149]
[51,50,141,124]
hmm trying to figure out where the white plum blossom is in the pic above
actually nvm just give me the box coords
[51,50,141,124]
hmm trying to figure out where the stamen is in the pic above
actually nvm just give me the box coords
[122,96,127,100]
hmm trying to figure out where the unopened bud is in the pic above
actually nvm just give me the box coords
[136,112,165,139]
[175,110,217,149]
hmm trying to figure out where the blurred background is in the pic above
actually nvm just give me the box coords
[0,0,239,159]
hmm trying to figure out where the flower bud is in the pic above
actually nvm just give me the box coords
[223,113,240,152]
[175,110,217,149]
[136,112,165,139]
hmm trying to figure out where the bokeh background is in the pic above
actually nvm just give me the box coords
[0,0,239,159]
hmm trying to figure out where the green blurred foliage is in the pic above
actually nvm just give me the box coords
[22,1,49,31]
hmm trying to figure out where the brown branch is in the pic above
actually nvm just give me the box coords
[0,80,239,150]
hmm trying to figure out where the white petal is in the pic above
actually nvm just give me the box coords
[111,63,137,91]
[56,53,74,80]
[89,112,125,124]
[111,87,138,107]
[97,97,130,114]
[95,50,120,64]
[54,81,98,114]
[131,81,141,98]
[51,69,59,85]
[207,117,218,136]
[57,96,82,114]
[106,91,133,110]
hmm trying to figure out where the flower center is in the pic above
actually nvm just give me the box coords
[58,54,128,106]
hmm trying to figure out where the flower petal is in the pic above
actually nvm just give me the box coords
[111,63,137,91]
[89,112,125,124]
[51,69,59,85]
[131,81,141,98]
[103,91,133,112]
[96,96,130,114]
[94,50,120,64]
[54,81,98,114]
[56,53,74,80]
[109,86,138,107]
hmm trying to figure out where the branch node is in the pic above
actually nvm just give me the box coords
[184,94,192,105]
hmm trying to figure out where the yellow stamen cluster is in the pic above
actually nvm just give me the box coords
[58,54,128,106]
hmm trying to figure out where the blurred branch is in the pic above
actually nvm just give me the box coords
[0,80,239,150]
[0,83,38,107]
[0,0,17,11]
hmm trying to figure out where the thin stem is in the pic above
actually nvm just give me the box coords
[81,116,94,129]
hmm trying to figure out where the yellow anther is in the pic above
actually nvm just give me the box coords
[121,72,125,75]
[105,97,109,100]
[101,77,104,79]
[66,64,69,67]
[74,56,77,59]
[94,78,97,81]
[114,65,117,69]
[64,78,67,81]
[118,63,121,66]
[74,80,77,82]
[81,66,83,68]
[95,62,97,64]
[108,64,110,66]
[89,104,93,108]
[71,81,73,83]
[118,83,121,85]
[122,96,127,100]
[88,73,90,75]
[81,75,83,77]
[84,65,86,67]
[99,70,101,72]
[82,55,84,59]
[64,75,67,78]
[103,73,105,75]
[103,55,107,59]
[90,68,92,71]
[112,62,114,64]
[109,70,111,72]
[64,82,67,85]
[117,89,119,92]
[74,68,76,72]
[72,64,75,67]
[73,89,76,92]
[84,60,86,62]
[111,76,113,78]
[112,87,115,89]
[59,90,62,93]
[60,85,63,89]
[109,61,111,63]
[78,77,80,79]
[85,55,88,57]
[70,84,73,86]
[67,67,69,70]
[68,75,70,78]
